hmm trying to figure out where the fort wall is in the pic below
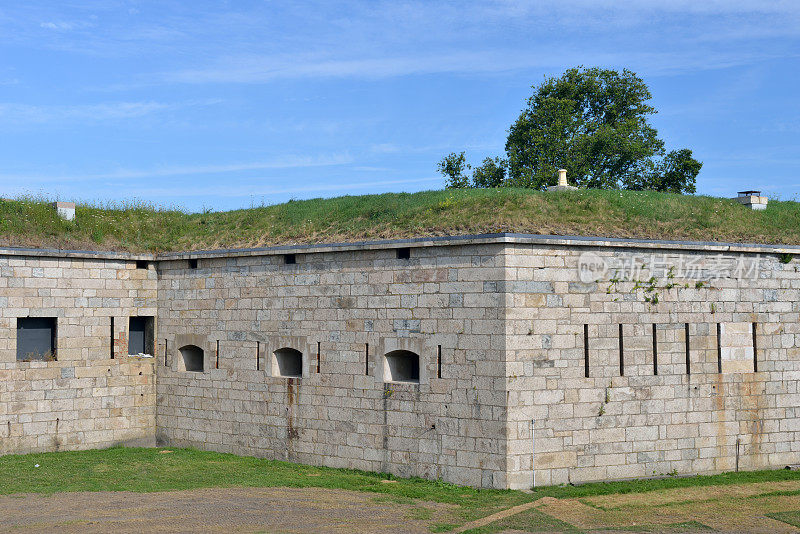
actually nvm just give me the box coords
[155,242,509,488]
[1,235,799,489]
[0,250,157,454]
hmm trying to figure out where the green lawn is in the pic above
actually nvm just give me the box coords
[2,188,799,252]
[0,447,528,526]
[3,447,800,501]
[530,467,800,499]
[3,448,800,532]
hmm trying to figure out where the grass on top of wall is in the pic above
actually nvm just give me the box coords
[1,189,800,253]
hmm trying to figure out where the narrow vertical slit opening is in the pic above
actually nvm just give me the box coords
[652,324,658,376]
[752,322,758,372]
[716,323,722,374]
[584,324,589,378]
[684,323,691,375]
[164,339,168,367]
[618,324,624,376]
[215,340,219,369]
[437,345,442,379]
[110,317,115,359]
[365,343,369,376]
[256,341,260,371]
[317,341,321,373]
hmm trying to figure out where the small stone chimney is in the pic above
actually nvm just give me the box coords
[51,201,76,221]
[734,191,767,211]
[547,168,577,191]
[558,169,568,187]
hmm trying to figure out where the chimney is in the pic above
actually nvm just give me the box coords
[734,191,767,211]
[52,201,76,221]
[558,169,568,187]
[547,168,577,192]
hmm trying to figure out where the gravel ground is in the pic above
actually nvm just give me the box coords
[0,486,456,533]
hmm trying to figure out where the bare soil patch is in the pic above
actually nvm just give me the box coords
[0,486,457,533]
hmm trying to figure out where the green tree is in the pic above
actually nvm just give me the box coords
[441,67,701,193]
[437,151,471,188]
[472,157,507,188]
[654,149,701,194]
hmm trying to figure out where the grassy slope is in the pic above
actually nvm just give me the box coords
[1,189,799,253]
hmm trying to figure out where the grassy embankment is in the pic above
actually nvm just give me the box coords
[1,189,799,253]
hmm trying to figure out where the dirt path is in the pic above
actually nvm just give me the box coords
[531,480,800,533]
[0,487,456,534]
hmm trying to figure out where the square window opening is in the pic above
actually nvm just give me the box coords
[135,260,149,269]
[188,258,198,269]
[396,247,411,260]
[17,317,57,361]
[128,316,155,356]
[284,253,296,265]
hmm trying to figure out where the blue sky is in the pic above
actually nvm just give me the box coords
[0,1,798,212]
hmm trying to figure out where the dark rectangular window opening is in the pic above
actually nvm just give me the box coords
[188,258,198,269]
[316,341,321,373]
[583,324,589,378]
[685,323,691,375]
[618,324,625,376]
[396,247,411,260]
[716,323,722,374]
[365,343,370,376]
[652,324,658,376]
[256,341,261,370]
[752,322,758,372]
[216,340,220,369]
[437,345,442,379]
[17,317,57,361]
[110,317,115,359]
[135,259,149,270]
[164,339,168,366]
[128,316,154,356]
[284,253,296,265]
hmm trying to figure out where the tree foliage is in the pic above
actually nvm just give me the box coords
[438,67,701,193]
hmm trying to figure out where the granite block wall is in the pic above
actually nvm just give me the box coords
[0,251,158,454]
[155,243,510,488]
[505,242,800,488]
[2,234,800,490]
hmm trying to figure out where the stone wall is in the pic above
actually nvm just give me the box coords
[2,234,800,490]
[155,242,509,488]
[0,251,157,454]
[505,241,800,488]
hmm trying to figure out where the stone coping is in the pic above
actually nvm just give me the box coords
[1,233,799,261]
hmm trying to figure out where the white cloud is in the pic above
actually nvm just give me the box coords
[0,153,355,185]
[0,99,222,124]
[39,20,94,31]
[131,176,442,198]
[0,101,167,122]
